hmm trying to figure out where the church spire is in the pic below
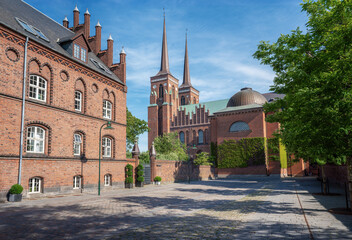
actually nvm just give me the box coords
[158,11,170,75]
[182,31,191,87]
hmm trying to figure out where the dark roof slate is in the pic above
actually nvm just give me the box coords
[0,0,123,84]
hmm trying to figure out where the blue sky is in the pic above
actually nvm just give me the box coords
[26,0,307,152]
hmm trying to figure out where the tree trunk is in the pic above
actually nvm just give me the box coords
[321,165,327,195]
[347,156,352,210]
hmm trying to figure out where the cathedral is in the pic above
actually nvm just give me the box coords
[147,16,286,161]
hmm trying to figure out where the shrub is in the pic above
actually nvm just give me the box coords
[127,171,133,177]
[154,176,162,182]
[139,151,150,164]
[125,176,133,184]
[126,151,132,159]
[126,164,133,171]
[136,164,144,183]
[194,152,213,166]
[9,184,23,194]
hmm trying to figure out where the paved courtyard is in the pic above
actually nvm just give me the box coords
[0,176,351,239]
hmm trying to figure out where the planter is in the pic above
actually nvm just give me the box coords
[136,182,144,187]
[125,183,133,189]
[155,181,161,185]
[8,194,22,202]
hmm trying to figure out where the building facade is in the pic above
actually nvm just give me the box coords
[147,17,310,177]
[0,0,129,200]
[148,17,281,158]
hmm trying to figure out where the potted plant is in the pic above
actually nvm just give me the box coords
[154,176,161,185]
[136,164,144,187]
[8,184,23,202]
[125,164,133,188]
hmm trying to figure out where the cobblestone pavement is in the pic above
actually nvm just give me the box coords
[0,176,351,239]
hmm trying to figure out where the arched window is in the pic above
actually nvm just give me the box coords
[29,75,47,101]
[181,96,185,105]
[104,174,112,186]
[159,84,164,99]
[75,91,82,112]
[198,130,204,144]
[73,175,82,189]
[193,97,196,104]
[29,177,42,193]
[193,130,196,145]
[73,133,82,156]
[172,86,175,100]
[27,126,45,153]
[179,131,185,143]
[229,121,250,132]
[102,137,112,157]
[103,100,112,119]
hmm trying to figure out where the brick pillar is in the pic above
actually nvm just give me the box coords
[73,6,79,30]
[132,139,140,167]
[84,9,90,38]
[150,141,157,183]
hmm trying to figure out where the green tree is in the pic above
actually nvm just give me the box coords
[194,152,213,166]
[253,0,352,205]
[126,108,149,150]
[153,132,188,161]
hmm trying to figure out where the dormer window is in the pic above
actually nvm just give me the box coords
[73,44,87,62]
[81,48,87,61]
[74,44,80,59]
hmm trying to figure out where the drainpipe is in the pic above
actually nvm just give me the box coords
[18,36,29,185]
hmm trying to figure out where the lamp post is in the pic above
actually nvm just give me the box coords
[98,121,114,196]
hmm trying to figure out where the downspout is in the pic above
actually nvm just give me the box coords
[18,36,29,185]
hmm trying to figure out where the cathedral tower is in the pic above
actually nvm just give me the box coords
[178,33,199,105]
[148,15,180,148]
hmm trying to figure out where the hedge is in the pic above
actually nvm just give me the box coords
[218,138,268,168]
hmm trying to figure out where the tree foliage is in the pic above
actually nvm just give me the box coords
[154,132,188,161]
[194,152,213,166]
[126,108,149,150]
[253,0,352,166]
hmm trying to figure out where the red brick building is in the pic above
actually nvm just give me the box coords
[0,0,130,200]
[148,17,308,176]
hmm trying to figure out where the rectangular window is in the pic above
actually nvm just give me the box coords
[103,100,112,119]
[73,134,82,156]
[104,175,111,186]
[74,44,80,59]
[73,176,81,189]
[102,137,112,157]
[29,75,46,101]
[80,48,87,62]
[29,177,41,193]
[27,126,45,153]
[75,91,82,112]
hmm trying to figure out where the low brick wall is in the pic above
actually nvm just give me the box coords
[319,164,348,185]
[0,158,136,202]
[154,159,214,183]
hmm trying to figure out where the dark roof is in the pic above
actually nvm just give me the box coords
[227,87,267,107]
[0,0,123,84]
[262,92,285,102]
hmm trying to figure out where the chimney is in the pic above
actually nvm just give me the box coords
[84,9,90,38]
[120,47,126,84]
[95,21,102,54]
[63,16,69,28]
[107,34,113,67]
[73,5,79,29]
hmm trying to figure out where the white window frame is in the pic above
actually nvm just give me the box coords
[103,100,112,119]
[102,137,112,157]
[104,174,111,186]
[29,75,47,102]
[74,44,80,59]
[80,48,87,61]
[75,91,82,112]
[27,126,45,153]
[29,177,41,193]
[73,134,82,156]
[73,176,82,189]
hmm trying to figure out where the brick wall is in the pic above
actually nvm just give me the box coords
[153,159,214,183]
[319,164,348,185]
[0,158,136,201]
